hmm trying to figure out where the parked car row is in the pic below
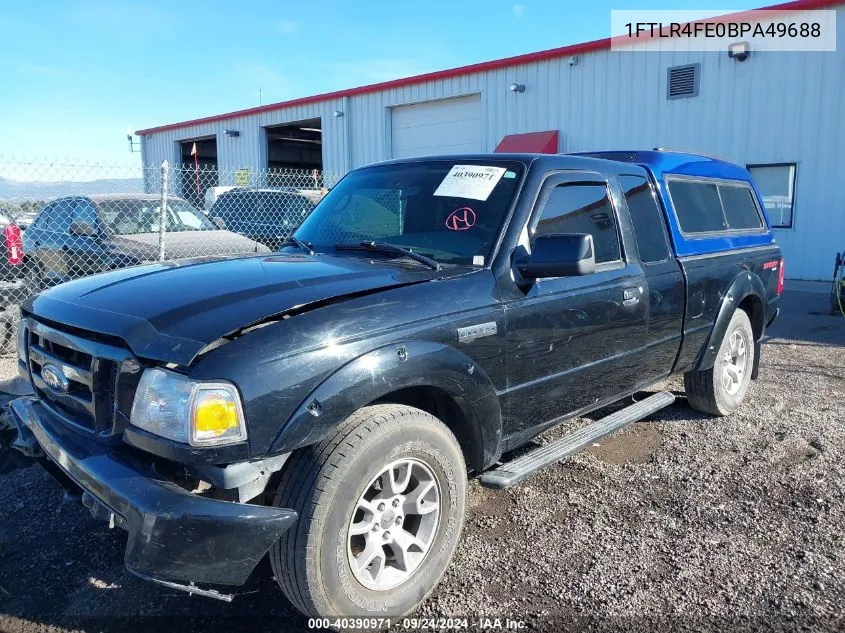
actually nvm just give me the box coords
[21,194,272,289]
[206,187,320,250]
[0,187,322,348]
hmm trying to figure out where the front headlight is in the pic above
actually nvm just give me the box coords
[130,367,247,446]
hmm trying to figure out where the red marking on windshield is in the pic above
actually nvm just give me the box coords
[445,207,476,231]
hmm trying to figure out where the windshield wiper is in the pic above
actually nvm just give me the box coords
[280,236,315,255]
[334,241,441,271]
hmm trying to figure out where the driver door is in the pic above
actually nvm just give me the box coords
[63,198,109,278]
[502,172,649,441]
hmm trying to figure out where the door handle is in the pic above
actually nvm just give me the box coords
[622,286,642,306]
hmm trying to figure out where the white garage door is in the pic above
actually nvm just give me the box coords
[390,94,482,159]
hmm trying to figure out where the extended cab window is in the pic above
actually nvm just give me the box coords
[620,175,670,263]
[534,183,621,264]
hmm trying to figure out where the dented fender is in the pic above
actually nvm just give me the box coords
[269,341,503,470]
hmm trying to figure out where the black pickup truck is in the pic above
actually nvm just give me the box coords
[4,151,783,618]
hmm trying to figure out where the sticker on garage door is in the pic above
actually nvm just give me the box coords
[433,165,507,201]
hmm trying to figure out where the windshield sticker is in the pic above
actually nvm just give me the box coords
[445,207,477,231]
[434,165,507,201]
[473,255,485,266]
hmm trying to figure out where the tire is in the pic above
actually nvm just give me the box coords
[270,404,467,619]
[684,309,755,416]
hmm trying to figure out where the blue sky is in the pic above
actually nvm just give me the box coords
[0,0,762,165]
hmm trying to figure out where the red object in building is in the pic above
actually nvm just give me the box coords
[494,130,559,154]
[4,224,23,265]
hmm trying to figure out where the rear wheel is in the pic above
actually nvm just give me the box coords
[270,404,467,619]
[684,309,755,416]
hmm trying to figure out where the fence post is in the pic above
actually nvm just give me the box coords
[159,160,169,262]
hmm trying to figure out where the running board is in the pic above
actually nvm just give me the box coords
[479,391,675,489]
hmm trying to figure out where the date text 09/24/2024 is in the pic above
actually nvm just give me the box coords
[308,618,526,630]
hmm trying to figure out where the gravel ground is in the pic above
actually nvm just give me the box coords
[0,288,842,633]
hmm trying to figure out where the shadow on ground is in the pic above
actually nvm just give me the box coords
[767,288,844,346]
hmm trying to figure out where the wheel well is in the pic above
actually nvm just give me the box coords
[738,294,764,340]
[375,386,482,471]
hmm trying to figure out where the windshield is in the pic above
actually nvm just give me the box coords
[97,199,217,235]
[293,161,523,265]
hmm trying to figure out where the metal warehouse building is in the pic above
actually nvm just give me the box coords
[138,0,844,280]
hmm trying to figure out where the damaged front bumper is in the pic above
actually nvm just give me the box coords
[8,396,297,592]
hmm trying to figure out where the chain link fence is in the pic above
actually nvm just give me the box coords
[0,157,339,379]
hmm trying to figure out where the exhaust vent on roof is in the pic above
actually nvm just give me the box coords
[667,64,700,99]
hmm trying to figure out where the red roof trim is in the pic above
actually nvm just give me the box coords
[135,0,840,136]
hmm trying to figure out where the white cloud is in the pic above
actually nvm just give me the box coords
[512,4,525,18]
[275,21,300,34]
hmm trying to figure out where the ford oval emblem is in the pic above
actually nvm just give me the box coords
[41,364,69,394]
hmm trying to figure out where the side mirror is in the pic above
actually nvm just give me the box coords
[69,221,98,237]
[210,216,227,230]
[516,233,596,279]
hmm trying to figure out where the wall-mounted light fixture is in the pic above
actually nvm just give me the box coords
[568,55,579,67]
[224,129,240,137]
[728,41,750,61]
[126,127,141,153]
[509,83,526,93]
[333,110,344,118]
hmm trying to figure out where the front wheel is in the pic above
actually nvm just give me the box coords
[271,404,467,619]
[684,309,755,416]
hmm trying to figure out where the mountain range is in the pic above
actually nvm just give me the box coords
[0,175,145,201]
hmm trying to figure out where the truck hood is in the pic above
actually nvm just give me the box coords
[26,253,454,366]
[109,230,268,261]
